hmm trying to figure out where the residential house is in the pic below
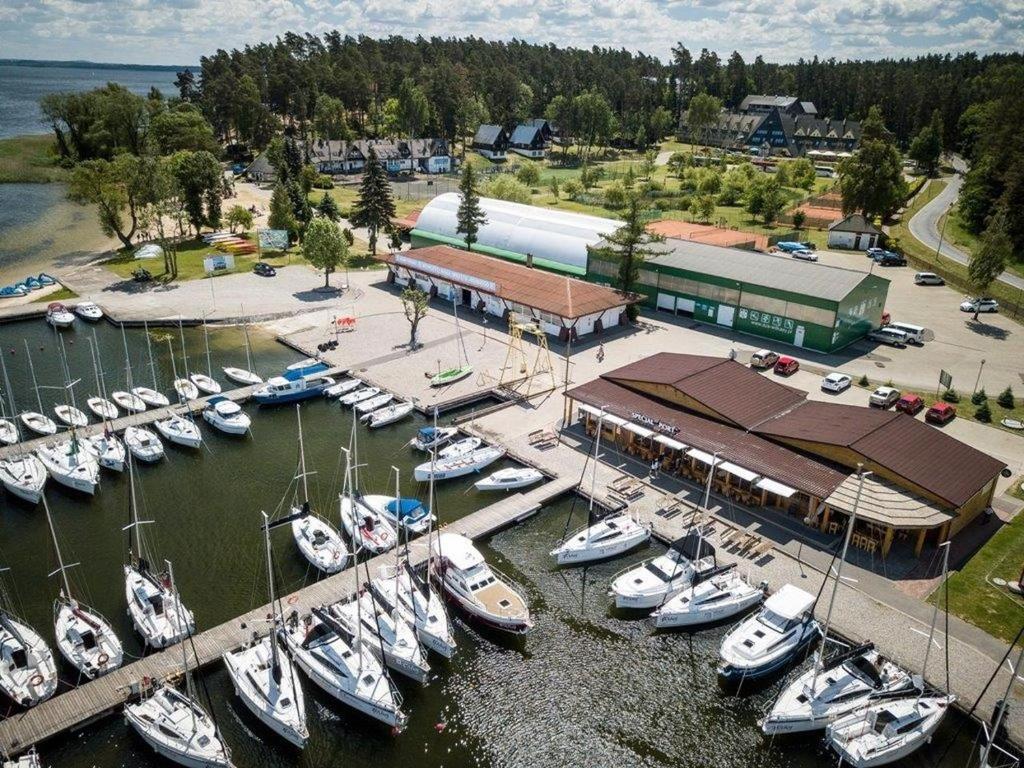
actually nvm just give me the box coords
[525,118,556,144]
[305,138,452,175]
[827,213,884,250]
[508,124,547,158]
[244,153,276,183]
[472,124,509,161]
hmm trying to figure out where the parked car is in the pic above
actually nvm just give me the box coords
[773,356,799,376]
[869,386,901,409]
[867,327,909,348]
[821,373,852,393]
[895,394,925,415]
[914,272,945,286]
[885,322,925,345]
[960,297,999,313]
[926,401,957,425]
[791,250,819,262]
[749,349,779,370]
[253,262,277,277]
[873,251,907,267]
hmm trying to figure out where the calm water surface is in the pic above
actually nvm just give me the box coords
[0,320,982,767]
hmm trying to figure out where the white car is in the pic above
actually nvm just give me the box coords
[914,272,944,286]
[869,386,900,409]
[791,250,818,262]
[821,373,851,393]
[960,297,999,313]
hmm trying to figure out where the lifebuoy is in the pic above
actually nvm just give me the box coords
[29,674,43,687]
[287,595,299,605]
[98,652,109,665]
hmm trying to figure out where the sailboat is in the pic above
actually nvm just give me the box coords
[19,341,57,436]
[359,468,434,536]
[430,294,472,387]
[339,416,397,554]
[155,339,202,450]
[81,337,126,473]
[131,321,170,408]
[173,321,200,402]
[977,642,1024,768]
[43,495,123,678]
[0,355,47,504]
[123,457,195,648]
[36,431,100,495]
[222,319,263,386]
[331,591,430,685]
[111,325,147,414]
[189,320,221,395]
[51,336,89,428]
[84,334,119,421]
[0,568,57,707]
[1,750,43,768]
[826,542,956,767]
[125,562,233,768]
[223,512,308,748]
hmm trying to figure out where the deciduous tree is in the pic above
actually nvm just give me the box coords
[303,217,348,289]
[838,106,907,221]
[401,286,429,349]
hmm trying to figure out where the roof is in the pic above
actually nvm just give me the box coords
[602,353,806,430]
[568,377,846,499]
[757,401,896,445]
[799,101,818,115]
[739,95,798,111]
[825,473,955,530]
[306,138,449,163]
[623,236,883,303]
[764,584,815,619]
[829,213,883,235]
[473,124,506,147]
[435,533,484,570]
[509,124,542,146]
[383,245,634,319]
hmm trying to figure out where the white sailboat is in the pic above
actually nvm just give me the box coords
[0,355,47,504]
[0,419,16,446]
[112,324,147,413]
[173,321,199,402]
[51,335,89,429]
[19,341,57,436]
[189,320,221,395]
[339,418,397,554]
[438,437,481,459]
[358,468,434,536]
[977,644,1024,768]
[0,569,57,707]
[474,467,544,491]
[124,425,164,463]
[2,750,43,768]
[155,339,203,450]
[330,591,430,685]
[411,425,457,452]
[36,433,100,495]
[43,495,123,679]
[412,445,506,482]
[132,321,170,408]
[650,564,765,629]
[222,319,263,386]
[223,512,307,748]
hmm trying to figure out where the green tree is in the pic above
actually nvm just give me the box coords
[516,161,540,187]
[267,182,298,241]
[303,217,348,289]
[603,182,627,209]
[549,176,560,199]
[317,192,341,222]
[690,194,715,222]
[968,216,1011,294]
[997,386,1015,409]
[685,92,722,154]
[908,110,943,175]
[225,204,254,233]
[68,154,160,249]
[396,78,430,138]
[838,106,907,221]
[348,146,396,257]
[456,163,487,250]
[648,106,674,143]
[313,95,351,141]
[485,175,531,204]
[149,104,218,154]
[401,286,430,349]
[745,175,784,225]
[641,150,657,179]
[168,150,223,234]
[572,91,615,160]
[792,209,807,231]
[456,94,489,159]
[592,193,665,320]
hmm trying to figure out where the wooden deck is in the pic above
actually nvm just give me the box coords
[0,474,577,755]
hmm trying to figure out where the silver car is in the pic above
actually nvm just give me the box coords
[867,327,909,348]
[914,272,944,286]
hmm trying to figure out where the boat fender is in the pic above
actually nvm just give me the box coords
[29,674,44,687]
[98,652,109,665]
[434,722,447,733]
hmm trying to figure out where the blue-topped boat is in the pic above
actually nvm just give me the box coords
[37,273,57,286]
[252,362,334,405]
[357,494,434,536]
[0,285,27,299]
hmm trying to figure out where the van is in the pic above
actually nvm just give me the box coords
[885,322,925,345]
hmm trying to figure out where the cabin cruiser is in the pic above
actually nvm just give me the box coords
[0,606,58,706]
[36,440,100,495]
[254,364,334,405]
[124,683,232,768]
[412,426,458,452]
[290,503,349,574]
[413,445,506,482]
[330,593,430,684]
[652,565,766,629]
[339,495,398,554]
[132,387,170,408]
[550,512,651,565]
[433,533,532,634]
[475,467,544,492]
[83,431,127,472]
[0,455,47,504]
[74,301,103,321]
[202,397,250,435]
[154,414,202,449]
[358,495,433,536]
[371,563,456,659]
[718,584,820,684]
[826,693,955,767]
[124,426,164,463]
[608,533,716,610]
[45,303,74,328]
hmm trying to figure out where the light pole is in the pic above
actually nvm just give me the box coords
[973,358,986,394]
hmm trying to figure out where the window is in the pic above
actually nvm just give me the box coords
[659,273,700,296]
[637,269,660,287]
[589,259,616,277]
[741,292,788,316]
[785,303,836,327]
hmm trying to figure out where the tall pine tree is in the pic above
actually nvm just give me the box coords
[592,193,664,321]
[456,163,487,251]
[349,146,396,257]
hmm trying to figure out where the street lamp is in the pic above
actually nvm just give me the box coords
[973,358,986,394]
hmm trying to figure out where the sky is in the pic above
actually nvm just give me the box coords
[0,0,1021,67]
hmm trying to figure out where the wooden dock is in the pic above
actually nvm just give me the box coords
[0,474,578,755]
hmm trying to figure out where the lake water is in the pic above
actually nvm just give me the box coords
[0,319,982,767]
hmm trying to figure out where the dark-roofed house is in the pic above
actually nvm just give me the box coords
[306,138,452,175]
[508,124,547,158]
[828,213,884,251]
[525,118,556,144]
[473,124,509,161]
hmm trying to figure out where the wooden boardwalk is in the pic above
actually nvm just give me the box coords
[0,474,578,755]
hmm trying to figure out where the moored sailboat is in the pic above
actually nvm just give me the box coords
[0,570,57,707]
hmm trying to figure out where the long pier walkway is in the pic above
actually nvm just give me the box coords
[0,474,577,755]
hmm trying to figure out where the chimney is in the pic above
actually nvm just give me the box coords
[526,253,534,269]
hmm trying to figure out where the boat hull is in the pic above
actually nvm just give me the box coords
[718,627,820,685]
[222,367,263,386]
[223,640,307,748]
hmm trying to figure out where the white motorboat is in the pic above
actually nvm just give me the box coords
[0,455,47,503]
[154,414,202,449]
[438,436,480,459]
[189,372,221,395]
[413,445,505,482]
[2,750,42,768]
[36,439,100,495]
[125,683,233,768]
[826,694,955,767]
[324,378,361,398]
[652,565,766,629]
[53,404,88,428]
[339,386,380,406]
[132,387,170,408]
[0,419,16,446]
[412,426,458,452]
[718,583,821,685]
[0,601,58,707]
[253,366,334,405]
[371,563,456,659]
[550,512,651,565]
[74,301,103,321]
[20,412,56,437]
[83,432,127,472]
[339,494,398,555]
[173,379,199,401]
[286,357,320,371]
[474,467,544,491]
[282,606,407,729]
[355,392,393,415]
[111,390,147,413]
[86,396,118,421]
[202,397,250,435]
[432,532,532,634]
[359,495,433,536]
[331,593,430,684]
[609,534,716,610]
[367,402,414,428]
[124,426,164,463]
[222,367,262,386]
[45,303,74,328]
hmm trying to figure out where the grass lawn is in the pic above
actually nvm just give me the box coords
[310,186,422,219]
[102,235,303,282]
[935,511,1024,645]
[30,286,78,303]
[0,135,69,184]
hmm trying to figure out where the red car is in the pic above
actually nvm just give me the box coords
[773,356,799,376]
[926,401,957,425]
[896,394,924,415]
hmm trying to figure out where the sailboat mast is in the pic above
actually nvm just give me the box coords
[166,339,179,382]
[261,511,282,680]
[42,496,73,600]
[87,338,102,397]
[126,454,140,563]
[203,320,213,378]
[0,349,20,436]
[980,643,1024,768]
[57,335,77,411]
[296,405,309,502]
[24,340,43,414]
[144,321,159,390]
[919,541,950,702]
[168,559,197,731]
[243,320,255,375]
[585,412,604,537]
[91,330,110,403]
[426,408,439,583]
[452,294,469,367]
[120,323,135,390]
[178,321,190,377]
[392,466,401,596]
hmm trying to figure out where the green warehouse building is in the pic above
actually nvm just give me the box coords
[587,238,890,353]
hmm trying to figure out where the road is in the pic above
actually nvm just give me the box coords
[906,158,1024,290]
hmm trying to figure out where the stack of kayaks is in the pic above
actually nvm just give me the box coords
[1,273,58,299]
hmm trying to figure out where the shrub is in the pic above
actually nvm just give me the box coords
[515,161,540,187]
[970,388,988,406]
[975,401,992,422]
[485,175,532,204]
[563,180,582,199]
[603,182,627,209]
[312,174,334,189]
[997,386,1015,409]
[942,388,960,403]
[792,210,807,231]
[858,374,870,387]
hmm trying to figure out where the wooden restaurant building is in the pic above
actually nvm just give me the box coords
[564,353,1005,559]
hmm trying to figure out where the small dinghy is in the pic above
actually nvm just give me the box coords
[474,467,544,491]
[324,378,361,398]
[367,401,413,428]
[132,387,169,408]
[23,277,41,292]
[189,372,221,395]
[154,414,202,449]
[53,404,88,428]
[0,600,58,707]
[331,593,431,684]
[124,426,164,463]
[74,301,103,321]
[438,436,480,459]
[0,285,27,299]
[83,432,127,472]
[0,455,47,503]
[125,684,232,768]
[222,367,262,386]
[429,364,472,387]
[360,495,433,536]
[550,512,651,565]
[286,357,320,371]
[111,390,147,413]
[44,303,74,328]
[20,412,57,436]
[339,495,398,555]
[202,397,250,435]
[86,397,118,421]
[355,392,393,415]
[173,378,199,402]
[37,273,57,287]
[0,419,18,445]
[412,425,458,451]
[36,440,99,495]
[609,532,716,610]
[371,563,455,659]
[413,445,505,482]
[339,386,380,406]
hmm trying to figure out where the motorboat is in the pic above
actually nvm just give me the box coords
[74,302,103,321]
[189,372,222,396]
[339,495,398,555]
[125,683,232,768]
[367,402,414,429]
[124,426,164,463]
[0,419,16,446]
[2,749,41,767]
[371,563,455,659]
[718,583,821,685]
[550,512,651,565]
[83,432,127,472]
[286,357,320,371]
[339,386,380,406]
[202,397,250,435]
[432,533,532,634]
[54,593,123,679]
[413,445,505,482]
[20,412,56,437]
[172,378,199,402]
[826,694,955,767]
[0,455,47,504]
[222,367,262,386]
[355,392,393,415]
[330,593,430,684]
[0,285,27,299]
[154,414,202,449]
[112,390,147,413]
[86,396,118,421]
[412,426,458,452]
[474,467,544,492]
[132,387,170,408]
[53,404,88,428]
[324,378,362,398]
[438,437,480,459]
[282,607,407,729]
[0,603,58,707]
[22,278,42,292]
[125,563,195,649]
[37,273,57,287]
[290,504,349,574]
[45,303,74,328]
[359,495,433,536]
[761,642,914,735]
[609,533,716,610]
[36,440,100,495]
[254,364,334,405]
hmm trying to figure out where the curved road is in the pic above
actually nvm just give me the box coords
[907,158,1024,290]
